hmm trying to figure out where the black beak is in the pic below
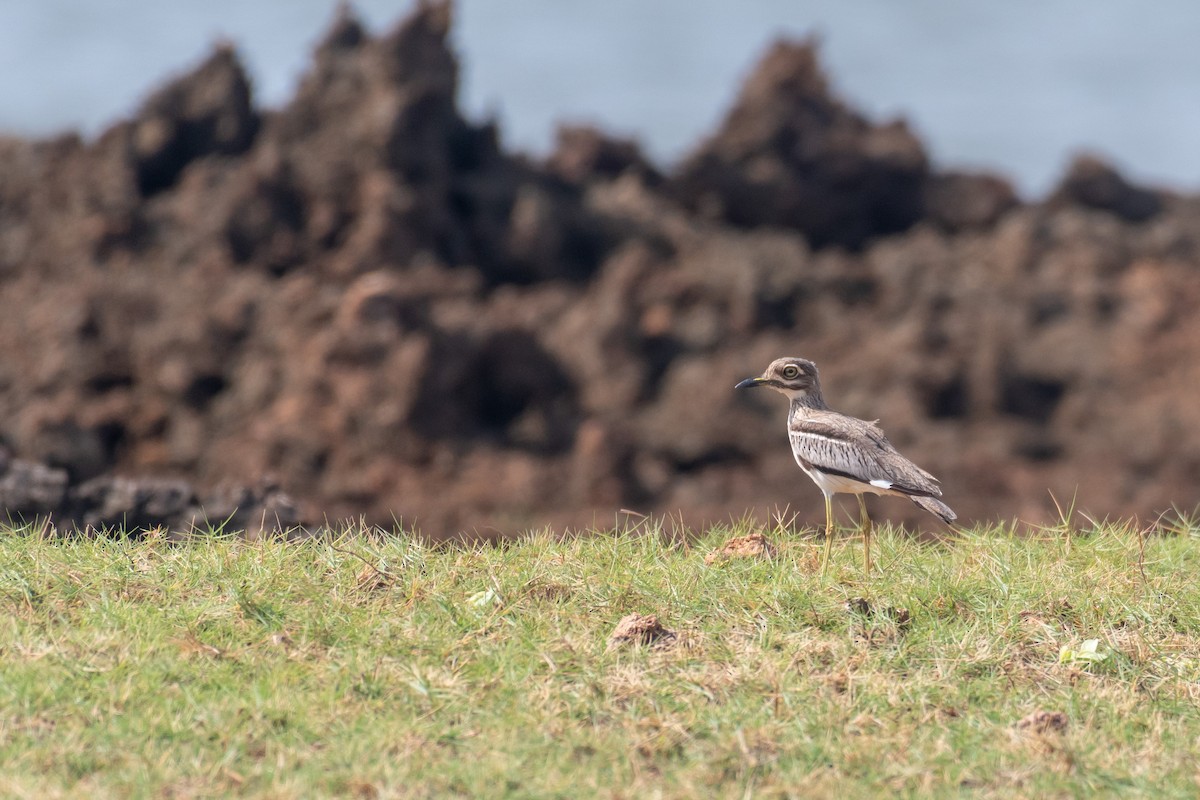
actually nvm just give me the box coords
[735,377,764,390]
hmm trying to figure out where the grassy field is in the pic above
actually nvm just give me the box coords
[2,516,1200,798]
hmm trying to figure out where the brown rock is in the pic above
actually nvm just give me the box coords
[128,45,259,196]
[671,39,928,249]
[1050,154,1162,222]
[924,170,1019,232]
[548,125,661,185]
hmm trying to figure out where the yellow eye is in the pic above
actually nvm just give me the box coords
[781,365,800,379]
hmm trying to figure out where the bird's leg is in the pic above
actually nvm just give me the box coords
[821,492,834,575]
[857,494,873,574]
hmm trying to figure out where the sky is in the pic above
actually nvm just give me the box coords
[2,1,1199,196]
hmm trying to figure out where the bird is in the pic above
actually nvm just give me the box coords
[736,357,956,573]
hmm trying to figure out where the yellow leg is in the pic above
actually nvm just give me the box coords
[821,493,834,575]
[857,494,873,574]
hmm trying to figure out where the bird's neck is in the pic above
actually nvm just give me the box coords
[788,389,828,418]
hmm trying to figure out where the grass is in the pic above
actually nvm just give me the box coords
[2,516,1200,798]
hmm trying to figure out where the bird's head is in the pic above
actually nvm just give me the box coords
[735,357,823,402]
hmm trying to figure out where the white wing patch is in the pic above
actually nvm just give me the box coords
[870,479,893,489]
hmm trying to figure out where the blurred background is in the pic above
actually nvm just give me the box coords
[0,1,1198,536]
[3,0,1200,196]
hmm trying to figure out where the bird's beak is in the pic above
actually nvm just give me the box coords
[735,377,765,390]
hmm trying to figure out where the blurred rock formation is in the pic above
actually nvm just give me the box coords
[0,2,1192,535]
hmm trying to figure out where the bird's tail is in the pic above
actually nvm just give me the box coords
[911,495,957,524]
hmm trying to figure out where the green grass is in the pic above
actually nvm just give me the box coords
[2,517,1200,798]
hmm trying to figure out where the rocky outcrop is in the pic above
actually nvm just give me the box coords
[0,2,1196,536]
[0,450,299,535]
[670,40,931,250]
[1049,154,1164,223]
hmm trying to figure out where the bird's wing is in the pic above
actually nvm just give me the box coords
[788,414,943,497]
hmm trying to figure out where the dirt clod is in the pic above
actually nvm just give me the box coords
[607,613,676,650]
[704,532,775,564]
[1016,709,1069,735]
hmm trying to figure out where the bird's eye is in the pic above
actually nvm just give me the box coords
[781,365,800,379]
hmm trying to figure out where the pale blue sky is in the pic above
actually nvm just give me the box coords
[2,1,1198,196]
